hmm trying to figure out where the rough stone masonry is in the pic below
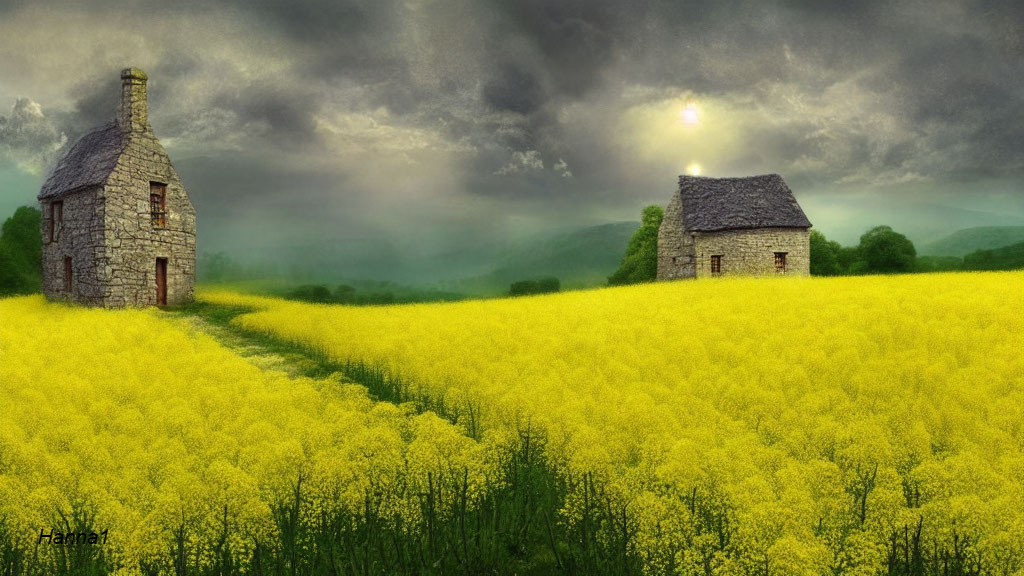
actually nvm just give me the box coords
[37,68,196,307]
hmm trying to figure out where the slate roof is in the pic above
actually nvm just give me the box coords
[677,174,812,232]
[38,122,125,200]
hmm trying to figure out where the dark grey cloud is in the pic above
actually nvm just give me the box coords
[1,0,1023,259]
[19,0,1022,182]
[482,0,625,98]
[54,76,120,145]
[882,28,1024,180]
[211,83,322,146]
[177,153,352,221]
[483,62,544,115]
[239,0,415,95]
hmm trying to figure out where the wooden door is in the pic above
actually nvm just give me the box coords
[156,258,167,306]
[64,256,72,293]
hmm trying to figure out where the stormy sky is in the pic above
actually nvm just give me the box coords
[2,0,1023,266]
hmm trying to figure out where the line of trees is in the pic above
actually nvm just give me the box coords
[810,225,918,275]
[958,241,1024,271]
[811,225,1024,275]
[284,283,467,305]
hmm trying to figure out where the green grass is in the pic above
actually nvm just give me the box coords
[1,504,113,576]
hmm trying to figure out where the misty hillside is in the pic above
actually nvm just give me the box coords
[449,222,640,293]
[961,241,1024,271]
[919,226,1024,257]
[244,221,639,291]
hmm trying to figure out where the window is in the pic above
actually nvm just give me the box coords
[63,256,72,293]
[150,182,167,227]
[774,252,787,273]
[49,200,63,242]
[710,255,722,275]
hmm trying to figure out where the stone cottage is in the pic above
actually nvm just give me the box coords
[37,68,195,306]
[657,174,811,280]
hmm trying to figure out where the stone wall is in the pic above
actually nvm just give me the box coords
[40,188,106,305]
[692,227,809,278]
[656,193,697,279]
[101,129,196,307]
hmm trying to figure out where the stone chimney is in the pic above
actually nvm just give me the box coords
[119,67,149,132]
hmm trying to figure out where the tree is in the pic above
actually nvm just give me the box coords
[608,205,663,285]
[809,230,843,276]
[836,246,861,275]
[0,206,42,295]
[536,276,560,293]
[915,255,962,273]
[962,241,1024,271]
[334,284,356,303]
[857,225,916,274]
[509,277,560,296]
[510,280,538,296]
[287,284,332,303]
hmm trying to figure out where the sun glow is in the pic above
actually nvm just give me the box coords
[681,104,699,125]
[687,162,702,176]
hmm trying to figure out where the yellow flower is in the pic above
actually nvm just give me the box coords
[0,295,490,571]
[199,271,1024,572]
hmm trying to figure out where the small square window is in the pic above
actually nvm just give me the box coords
[710,255,722,275]
[774,252,787,273]
[150,182,167,227]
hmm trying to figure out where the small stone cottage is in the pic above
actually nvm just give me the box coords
[657,174,811,279]
[37,68,195,306]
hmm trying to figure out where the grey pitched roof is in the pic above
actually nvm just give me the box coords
[677,174,812,231]
[38,122,125,200]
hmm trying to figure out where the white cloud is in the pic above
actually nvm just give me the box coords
[0,98,66,174]
[554,157,572,178]
[494,149,544,175]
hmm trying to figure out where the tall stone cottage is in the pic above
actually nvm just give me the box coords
[657,174,812,279]
[37,68,195,306]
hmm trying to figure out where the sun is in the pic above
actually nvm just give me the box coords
[687,162,702,176]
[681,104,699,125]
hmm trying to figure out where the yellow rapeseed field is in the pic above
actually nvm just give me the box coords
[203,272,1024,575]
[0,296,491,571]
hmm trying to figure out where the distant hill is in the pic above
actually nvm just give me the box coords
[452,222,640,294]
[962,240,1024,271]
[919,226,1024,257]
[228,221,641,294]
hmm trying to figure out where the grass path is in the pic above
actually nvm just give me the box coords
[173,300,486,435]
[168,303,333,379]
